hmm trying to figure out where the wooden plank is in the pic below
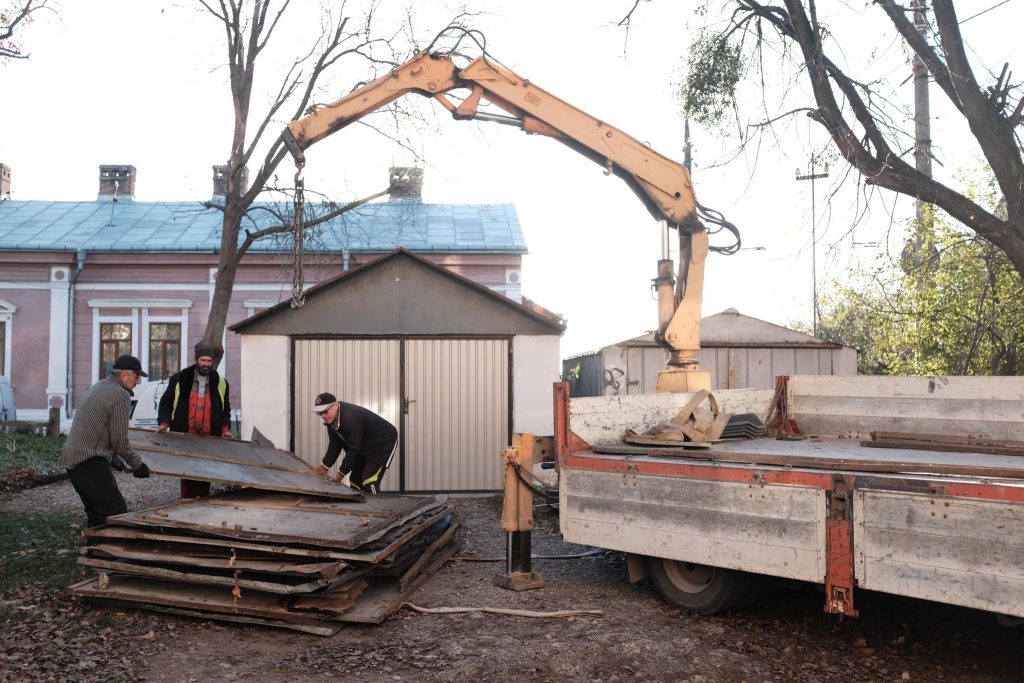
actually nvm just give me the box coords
[84,526,354,560]
[73,575,333,623]
[84,541,346,576]
[338,542,459,624]
[561,467,826,582]
[77,557,334,594]
[864,438,1024,458]
[88,599,342,636]
[399,521,460,592]
[790,375,1024,400]
[622,435,712,448]
[852,489,1024,618]
[854,557,1024,619]
[872,431,1024,449]
[590,442,1024,479]
[855,490,1024,545]
[287,581,368,615]
[108,492,448,549]
[93,504,456,563]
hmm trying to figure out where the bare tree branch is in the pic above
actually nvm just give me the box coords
[0,0,52,60]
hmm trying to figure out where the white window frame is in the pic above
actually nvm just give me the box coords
[143,315,188,380]
[93,313,137,381]
[90,298,192,381]
[0,299,16,379]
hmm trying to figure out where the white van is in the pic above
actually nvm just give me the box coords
[0,375,15,423]
[129,379,168,430]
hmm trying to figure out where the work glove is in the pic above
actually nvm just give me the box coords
[221,428,234,439]
[133,462,151,479]
[110,455,129,472]
[156,424,170,433]
[315,464,329,477]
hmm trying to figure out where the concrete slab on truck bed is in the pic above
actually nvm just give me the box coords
[590,436,1024,480]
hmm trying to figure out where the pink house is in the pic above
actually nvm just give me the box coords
[0,163,530,426]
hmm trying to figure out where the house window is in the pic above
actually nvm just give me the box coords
[148,323,181,379]
[99,323,133,379]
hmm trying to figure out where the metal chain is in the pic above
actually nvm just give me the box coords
[290,163,306,309]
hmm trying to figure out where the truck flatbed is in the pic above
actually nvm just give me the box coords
[588,436,1024,481]
[556,377,1024,620]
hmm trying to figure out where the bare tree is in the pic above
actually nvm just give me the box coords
[195,0,415,361]
[1,0,52,61]
[681,0,1024,279]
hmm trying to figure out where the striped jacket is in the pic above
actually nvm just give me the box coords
[59,375,143,471]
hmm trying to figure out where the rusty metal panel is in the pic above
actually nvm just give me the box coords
[404,338,508,491]
[109,490,448,549]
[293,338,401,491]
[129,429,360,500]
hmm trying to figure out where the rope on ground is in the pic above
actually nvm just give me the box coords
[453,548,604,562]
[402,603,603,618]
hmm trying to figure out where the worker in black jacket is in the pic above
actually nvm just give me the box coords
[312,392,397,494]
[157,346,233,498]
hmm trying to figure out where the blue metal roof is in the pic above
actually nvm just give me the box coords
[0,200,527,253]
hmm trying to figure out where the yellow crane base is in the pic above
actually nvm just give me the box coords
[655,368,711,394]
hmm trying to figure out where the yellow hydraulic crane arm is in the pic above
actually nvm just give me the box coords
[282,51,717,392]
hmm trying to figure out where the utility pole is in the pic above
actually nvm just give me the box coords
[913,0,932,224]
[796,160,830,336]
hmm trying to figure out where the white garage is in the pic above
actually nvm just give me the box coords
[231,249,564,492]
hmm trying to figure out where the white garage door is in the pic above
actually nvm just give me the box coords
[293,338,509,492]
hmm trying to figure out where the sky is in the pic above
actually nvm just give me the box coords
[1,0,1020,356]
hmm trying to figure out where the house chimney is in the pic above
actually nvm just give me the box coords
[212,164,249,200]
[97,165,136,202]
[388,166,423,202]
[0,164,10,200]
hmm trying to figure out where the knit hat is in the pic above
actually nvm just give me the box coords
[195,346,216,360]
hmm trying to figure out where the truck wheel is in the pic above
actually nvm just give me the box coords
[647,557,752,614]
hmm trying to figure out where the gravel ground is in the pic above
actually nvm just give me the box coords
[0,472,180,516]
[2,478,1022,682]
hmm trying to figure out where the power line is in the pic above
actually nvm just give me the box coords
[960,0,1013,24]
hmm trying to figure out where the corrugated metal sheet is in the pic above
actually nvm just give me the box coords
[404,339,508,491]
[563,352,602,398]
[0,201,526,253]
[573,345,858,396]
[293,339,402,491]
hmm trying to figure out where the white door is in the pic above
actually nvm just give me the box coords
[403,338,509,491]
[294,337,509,492]
[293,339,402,491]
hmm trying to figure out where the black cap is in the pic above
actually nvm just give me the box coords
[195,345,216,360]
[112,354,148,377]
[313,392,337,413]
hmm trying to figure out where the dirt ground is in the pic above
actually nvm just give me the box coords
[2,476,1021,682]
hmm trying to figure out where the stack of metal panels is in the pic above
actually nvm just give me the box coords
[71,491,458,635]
[720,413,766,439]
[68,430,458,636]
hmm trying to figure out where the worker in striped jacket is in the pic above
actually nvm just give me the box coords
[60,355,152,527]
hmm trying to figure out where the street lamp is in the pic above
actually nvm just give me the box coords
[796,160,829,336]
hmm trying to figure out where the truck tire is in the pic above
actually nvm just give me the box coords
[646,557,752,614]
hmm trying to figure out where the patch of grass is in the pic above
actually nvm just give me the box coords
[0,511,86,595]
[0,431,64,472]
[0,432,66,493]
[95,613,117,628]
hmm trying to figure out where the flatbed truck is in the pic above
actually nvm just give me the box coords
[556,375,1024,620]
